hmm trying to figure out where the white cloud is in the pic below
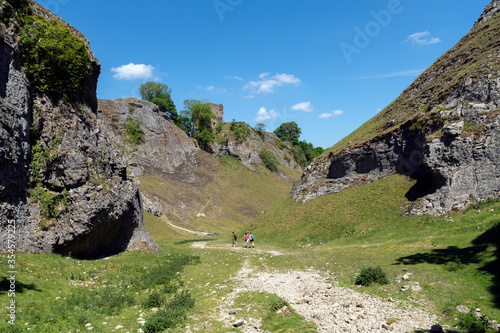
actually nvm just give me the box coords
[405,31,441,45]
[255,107,279,121]
[355,69,424,80]
[111,63,155,80]
[197,85,227,93]
[198,85,215,91]
[318,110,344,119]
[291,102,314,112]
[225,75,245,81]
[244,73,301,94]
[273,73,301,84]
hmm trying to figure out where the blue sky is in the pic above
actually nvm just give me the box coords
[34,0,490,148]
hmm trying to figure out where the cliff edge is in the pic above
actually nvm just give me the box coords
[0,0,160,258]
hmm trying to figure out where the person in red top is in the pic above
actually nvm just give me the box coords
[232,232,238,247]
[244,232,249,247]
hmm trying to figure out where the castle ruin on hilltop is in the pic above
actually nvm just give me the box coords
[208,103,224,127]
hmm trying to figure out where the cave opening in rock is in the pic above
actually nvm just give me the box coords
[405,167,446,202]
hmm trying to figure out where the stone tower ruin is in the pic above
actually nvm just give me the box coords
[208,103,224,127]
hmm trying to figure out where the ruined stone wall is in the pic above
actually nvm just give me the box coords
[208,103,224,126]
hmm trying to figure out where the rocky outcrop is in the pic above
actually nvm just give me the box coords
[98,97,302,227]
[0,1,160,258]
[292,1,500,215]
[474,0,500,29]
[98,97,302,178]
[213,126,302,173]
[98,97,206,183]
[293,108,500,215]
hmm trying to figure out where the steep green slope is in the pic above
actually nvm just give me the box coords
[327,11,500,155]
[139,155,301,235]
[252,174,416,246]
[249,174,500,323]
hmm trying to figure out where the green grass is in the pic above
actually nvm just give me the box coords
[251,173,415,246]
[232,292,316,332]
[2,171,499,331]
[0,248,200,332]
[139,155,300,234]
[2,189,499,331]
[248,174,500,327]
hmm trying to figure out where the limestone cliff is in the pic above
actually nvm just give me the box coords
[99,97,302,175]
[0,0,160,258]
[211,121,303,173]
[292,0,500,215]
[98,97,204,182]
[97,97,302,226]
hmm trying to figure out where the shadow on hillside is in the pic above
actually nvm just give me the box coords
[472,223,500,308]
[0,276,41,295]
[394,223,500,308]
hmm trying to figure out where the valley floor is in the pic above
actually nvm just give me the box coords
[188,241,439,332]
[3,199,499,332]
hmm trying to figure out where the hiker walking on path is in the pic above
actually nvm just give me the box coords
[244,232,249,248]
[249,233,254,248]
[232,232,238,247]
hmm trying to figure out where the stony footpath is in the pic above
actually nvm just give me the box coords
[206,246,441,333]
[239,269,438,333]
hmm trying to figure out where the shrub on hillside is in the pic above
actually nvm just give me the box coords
[142,290,166,309]
[269,296,289,312]
[123,116,144,145]
[20,15,92,100]
[355,266,390,286]
[458,312,497,333]
[142,291,195,333]
[230,120,250,144]
[259,149,279,172]
[444,256,465,272]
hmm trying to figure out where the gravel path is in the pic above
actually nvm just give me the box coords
[192,242,441,332]
[238,269,439,333]
[215,261,440,332]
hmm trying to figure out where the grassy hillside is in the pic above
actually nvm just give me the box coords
[139,154,301,234]
[326,12,500,155]
[2,173,498,331]
[248,174,500,326]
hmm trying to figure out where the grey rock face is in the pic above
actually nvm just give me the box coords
[442,121,464,138]
[213,129,302,173]
[0,3,160,258]
[142,193,163,217]
[473,0,500,29]
[0,20,31,201]
[292,99,500,216]
[292,125,429,204]
[98,97,209,184]
[98,97,302,179]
